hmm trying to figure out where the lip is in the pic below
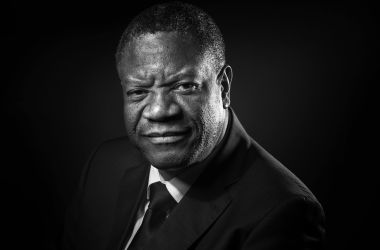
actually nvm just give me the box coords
[142,130,190,144]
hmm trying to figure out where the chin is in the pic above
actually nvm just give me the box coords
[145,151,191,170]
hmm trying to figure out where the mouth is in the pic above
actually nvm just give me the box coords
[142,130,191,144]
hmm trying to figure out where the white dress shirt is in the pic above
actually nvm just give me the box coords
[125,165,203,249]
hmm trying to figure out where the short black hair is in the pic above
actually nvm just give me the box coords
[115,1,225,72]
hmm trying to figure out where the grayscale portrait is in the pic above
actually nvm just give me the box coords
[61,2,326,249]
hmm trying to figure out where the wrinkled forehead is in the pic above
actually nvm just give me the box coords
[117,32,214,80]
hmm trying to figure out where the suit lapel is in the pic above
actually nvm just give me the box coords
[145,176,233,250]
[107,159,150,250]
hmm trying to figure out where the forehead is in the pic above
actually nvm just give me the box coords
[118,32,213,80]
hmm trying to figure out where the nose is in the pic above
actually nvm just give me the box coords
[142,92,181,122]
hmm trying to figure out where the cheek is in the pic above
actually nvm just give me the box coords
[178,85,223,122]
[203,86,223,114]
[175,95,203,121]
[123,102,141,134]
[201,90,225,132]
[181,94,223,134]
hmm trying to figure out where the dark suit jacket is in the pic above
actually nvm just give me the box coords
[62,111,325,250]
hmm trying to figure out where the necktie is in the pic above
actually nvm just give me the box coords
[128,182,177,249]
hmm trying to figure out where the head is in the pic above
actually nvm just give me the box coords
[116,2,233,173]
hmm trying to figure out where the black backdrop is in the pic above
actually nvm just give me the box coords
[2,1,377,249]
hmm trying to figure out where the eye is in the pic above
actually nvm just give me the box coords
[126,89,148,100]
[174,82,199,93]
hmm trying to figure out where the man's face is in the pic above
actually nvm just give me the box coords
[118,31,229,171]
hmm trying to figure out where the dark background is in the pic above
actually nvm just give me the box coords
[2,1,377,249]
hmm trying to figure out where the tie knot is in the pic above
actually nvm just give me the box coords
[148,182,177,211]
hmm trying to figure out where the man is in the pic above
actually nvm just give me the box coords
[62,2,325,250]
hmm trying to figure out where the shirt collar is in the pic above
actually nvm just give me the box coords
[147,165,199,203]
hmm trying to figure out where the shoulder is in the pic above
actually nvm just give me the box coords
[245,138,318,202]
[226,139,325,247]
[80,136,147,189]
[62,137,148,250]
[90,136,139,162]
[229,137,324,224]
[88,136,145,169]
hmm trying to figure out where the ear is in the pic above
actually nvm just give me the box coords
[217,65,233,109]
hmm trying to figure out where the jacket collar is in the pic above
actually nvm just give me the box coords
[106,157,150,250]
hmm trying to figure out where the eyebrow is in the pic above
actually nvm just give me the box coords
[166,66,199,80]
[125,76,151,83]
[123,69,199,87]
